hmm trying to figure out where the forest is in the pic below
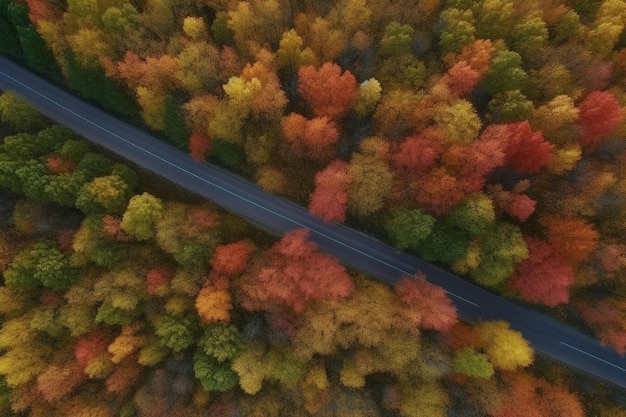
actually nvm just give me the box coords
[0,90,622,417]
[1,0,626,414]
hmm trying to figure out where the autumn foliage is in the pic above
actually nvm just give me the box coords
[394,274,458,332]
[238,229,354,314]
[4,0,626,413]
[308,160,350,223]
[576,91,624,148]
[507,237,574,306]
[297,63,357,119]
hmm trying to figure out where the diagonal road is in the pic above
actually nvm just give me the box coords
[1,56,624,388]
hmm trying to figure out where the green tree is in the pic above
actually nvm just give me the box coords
[75,174,132,214]
[163,96,190,149]
[385,208,435,251]
[379,22,414,56]
[17,25,58,76]
[120,192,163,241]
[469,222,528,287]
[446,193,495,236]
[487,90,533,123]
[484,50,528,95]
[439,8,476,54]
[4,240,76,290]
[0,92,49,132]
[453,347,494,378]
[193,350,238,392]
[155,315,198,352]
[197,324,243,363]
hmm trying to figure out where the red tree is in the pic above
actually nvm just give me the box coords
[145,266,173,296]
[507,237,574,306]
[189,132,212,162]
[297,63,357,119]
[442,61,480,97]
[442,135,506,192]
[75,329,111,370]
[392,135,443,180]
[414,167,466,216]
[309,160,350,223]
[579,298,626,355]
[481,122,554,174]
[494,372,584,417]
[46,156,76,174]
[539,215,600,266]
[576,90,624,148]
[487,184,536,222]
[238,229,354,314]
[211,240,256,276]
[281,112,340,161]
[394,273,458,332]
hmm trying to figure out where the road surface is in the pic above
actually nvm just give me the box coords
[0,56,624,388]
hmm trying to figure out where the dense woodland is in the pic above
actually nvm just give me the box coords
[1,0,626,414]
[0,93,623,417]
[3,0,626,351]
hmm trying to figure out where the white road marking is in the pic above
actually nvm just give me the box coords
[446,291,479,307]
[560,341,626,372]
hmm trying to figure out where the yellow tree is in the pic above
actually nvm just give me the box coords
[347,138,394,216]
[476,320,534,371]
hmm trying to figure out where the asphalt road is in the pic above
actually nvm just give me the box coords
[1,56,625,388]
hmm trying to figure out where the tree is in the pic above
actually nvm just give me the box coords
[433,100,481,145]
[0,92,49,132]
[385,208,435,251]
[196,287,232,323]
[379,22,414,56]
[507,17,548,58]
[469,222,528,287]
[445,192,496,237]
[281,113,340,161]
[484,50,528,95]
[227,0,283,53]
[494,372,585,417]
[189,132,212,162]
[507,237,574,306]
[486,184,536,222]
[452,347,494,379]
[120,192,163,241]
[309,160,350,223]
[353,78,382,117]
[276,29,315,73]
[75,174,132,214]
[439,8,476,54]
[297,63,357,119]
[576,91,624,149]
[211,240,256,276]
[395,274,458,332]
[480,121,554,174]
[414,167,465,216]
[155,315,198,352]
[240,61,288,121]
[579,297,626,355]
[487,90,534,123]
[392,135,443,180]
[238,229,354,315]
[348,138,394,216]
[440,61,480,98]
[4,239,76,290]
[539,215,600,266]
[476,321,534,371]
